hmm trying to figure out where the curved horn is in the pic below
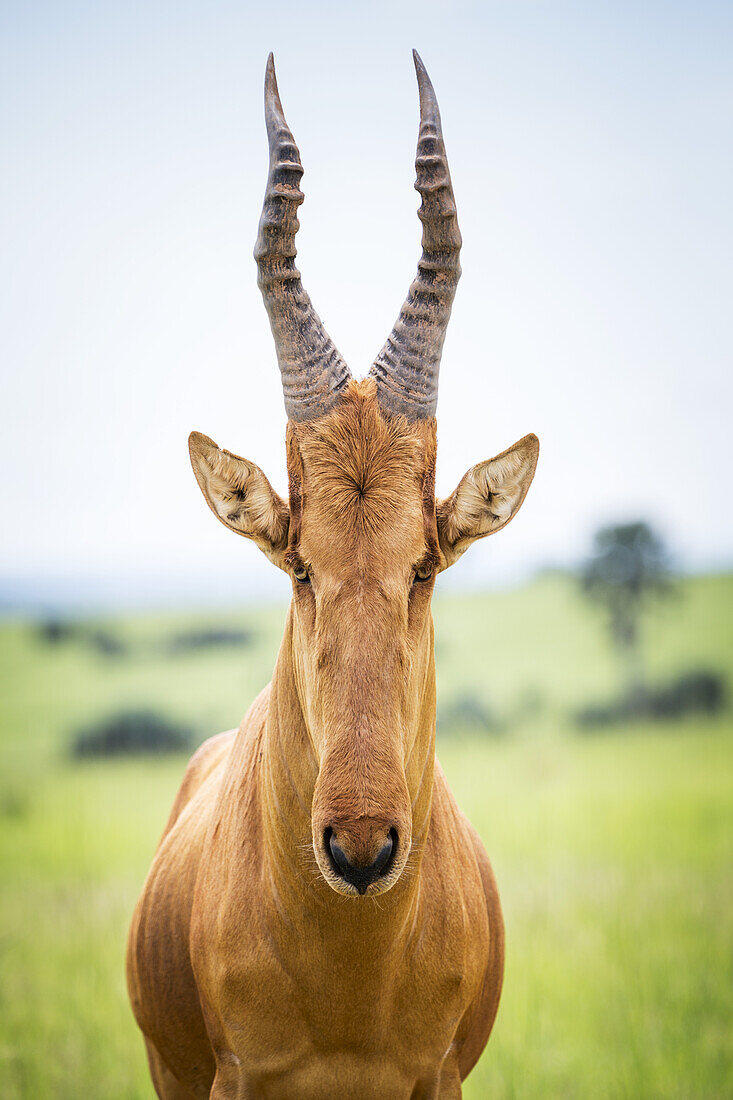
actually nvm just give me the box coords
[369,51,461,420]
[254,54,351,421]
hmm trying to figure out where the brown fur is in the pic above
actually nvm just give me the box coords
[128,380,537,1098]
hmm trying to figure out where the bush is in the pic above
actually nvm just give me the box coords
[37,619,78,645]
[576,669,727,731]
[166,627,253,655]
[36,620,129,657]
[72,710,194,758]
[437,693,505,737]
[644,670,726,719]
[85,629,128,658]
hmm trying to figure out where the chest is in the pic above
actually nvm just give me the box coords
[191,853,488,1096]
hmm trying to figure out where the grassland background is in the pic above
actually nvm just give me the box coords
[1,573,731,1098]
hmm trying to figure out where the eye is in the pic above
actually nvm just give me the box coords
[293,563,310,585]
[413,562,434,584]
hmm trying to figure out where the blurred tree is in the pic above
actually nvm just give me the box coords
[581,522,672,701]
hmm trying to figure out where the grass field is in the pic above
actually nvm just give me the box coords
[1,573,732,1098]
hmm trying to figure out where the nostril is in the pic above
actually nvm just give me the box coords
[373,828,397,875]
[324,826,399,893]
[326,828,351,877]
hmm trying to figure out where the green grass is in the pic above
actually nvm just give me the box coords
[1,574,732,1098]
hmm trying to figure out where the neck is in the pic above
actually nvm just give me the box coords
[258,604,437,913]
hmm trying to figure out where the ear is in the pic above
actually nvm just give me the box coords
[437,434,539,568]
[188,432,290,568]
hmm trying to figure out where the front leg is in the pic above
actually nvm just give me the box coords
[210,1051,289,1100]
[144,1039,202,1100]
[437,1060,463,1099]
[209,1061,253,1100]
[411,1060,462,1100]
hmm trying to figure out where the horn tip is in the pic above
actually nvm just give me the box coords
[264,52,278,99]
[264,52,285,127]
[412,49,430,83]
[412,49,436,109]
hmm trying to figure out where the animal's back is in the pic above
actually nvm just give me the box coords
[161,727,238,838]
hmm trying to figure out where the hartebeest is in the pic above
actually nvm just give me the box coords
[127,52,539,1099]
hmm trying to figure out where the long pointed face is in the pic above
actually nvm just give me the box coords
[284,384,439,895]
[188,54,539,897]
[190,383,537,896]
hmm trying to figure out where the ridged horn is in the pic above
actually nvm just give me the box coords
[254,54,351,421]
[369,51,462,420]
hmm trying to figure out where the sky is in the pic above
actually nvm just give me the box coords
[2,0,732,608]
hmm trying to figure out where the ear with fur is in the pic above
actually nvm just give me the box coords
[437,434,539,568]
[188,432,290,567]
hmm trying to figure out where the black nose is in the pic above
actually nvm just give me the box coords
[326,828,398,895]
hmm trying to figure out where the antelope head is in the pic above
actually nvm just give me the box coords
[189,53,539,897]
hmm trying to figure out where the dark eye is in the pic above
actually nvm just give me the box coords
[413,563,434,584]
[293,564,310,584]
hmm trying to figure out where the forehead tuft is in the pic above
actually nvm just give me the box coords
[289,380,435,555]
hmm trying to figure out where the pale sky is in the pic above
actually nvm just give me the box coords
[2,0,732,608]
